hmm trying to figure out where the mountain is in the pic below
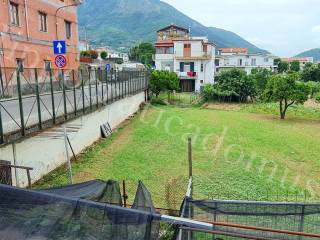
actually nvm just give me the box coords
[78,0,267,53]
[295,49,320,61]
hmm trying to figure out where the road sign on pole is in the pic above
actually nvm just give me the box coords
[53,40,66,55]
[105,64,111,72]
[55,55,67,69]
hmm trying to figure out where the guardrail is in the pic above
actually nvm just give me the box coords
[0,67,149,145]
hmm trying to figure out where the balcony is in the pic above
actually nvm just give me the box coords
[177,71,197,79]
[175,53,212,61]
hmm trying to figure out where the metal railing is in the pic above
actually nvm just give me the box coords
[0,67,149,145]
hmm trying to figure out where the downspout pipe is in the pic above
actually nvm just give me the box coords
[24,0,30,40]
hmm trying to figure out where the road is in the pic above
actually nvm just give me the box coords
[0,79,144,136]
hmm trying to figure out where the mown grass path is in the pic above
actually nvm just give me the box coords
[36,104,320,207]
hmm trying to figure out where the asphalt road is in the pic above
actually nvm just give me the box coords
[0,79,143,135]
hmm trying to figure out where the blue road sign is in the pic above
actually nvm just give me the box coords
[53,40,66,55]
[105,64,111,72]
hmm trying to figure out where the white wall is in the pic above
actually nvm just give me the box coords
[0,92,146,187]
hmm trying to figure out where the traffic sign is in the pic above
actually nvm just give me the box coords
[105,64,111,72]
[55,55,67,69]
[53,40,66,55]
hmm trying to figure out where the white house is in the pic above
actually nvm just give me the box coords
[281,57,314,70]
[154,25,215,92]
[215,48,277,74]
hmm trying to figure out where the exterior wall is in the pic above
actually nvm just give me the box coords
[191,41,202,57]
[174,42,184,57]
[216,54,276,74]
[0,92,146,187]
[0,0,80,70]
[155,38,216,92]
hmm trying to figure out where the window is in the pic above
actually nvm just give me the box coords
[251,58,257,66]
[39,12,47,32]
[9,2,19,26]
[238,59,243,66]
[16,59,24,72]
[65,21,72,39]
[44,61,51,72]
[183,43,191,57]
[201,63,204,72]
[180,62,194,72]
[264,58,269,62]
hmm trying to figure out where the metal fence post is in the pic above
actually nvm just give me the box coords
[118,71,121,100]
[95,68,99,108]
[88,68,92,110]
[0,67,4,97]
[34,69,42,130]
[100,68,104,103]
[106,70,109,104]
[49,69,56,124]
[16,69,25,136]
[0,104,4,144]
[299,205,305,240]
[80,69,85,114]
[72,70,77,116]
[110,70,114,102]
[61,69,67,120]
[114,70,118,100]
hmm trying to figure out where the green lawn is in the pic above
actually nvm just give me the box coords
[35,104,320,209]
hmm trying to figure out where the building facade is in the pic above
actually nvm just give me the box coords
[154,25,215,92]
[216,48,277,74]
[281,57,314,70]
[0,0,81,70]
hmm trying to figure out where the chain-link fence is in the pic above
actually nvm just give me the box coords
[0,67,149,145]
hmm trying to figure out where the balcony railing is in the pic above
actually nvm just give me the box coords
[177,72,197,78]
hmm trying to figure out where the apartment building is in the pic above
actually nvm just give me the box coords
[154,24,215,92]
[281,57,314,70]
[0,0,82,70]
[216,48,277,74]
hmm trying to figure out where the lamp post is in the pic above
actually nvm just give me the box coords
[55,3,80,40]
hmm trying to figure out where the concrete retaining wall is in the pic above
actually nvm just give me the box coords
[0,92,145,187]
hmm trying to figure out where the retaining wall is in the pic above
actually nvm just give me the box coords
[0,92,145,187]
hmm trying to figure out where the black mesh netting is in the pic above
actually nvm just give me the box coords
[0,183,162,240]
[180,198,320,240]
[41,180,123,205]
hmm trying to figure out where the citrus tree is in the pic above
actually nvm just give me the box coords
[265,73,309,119]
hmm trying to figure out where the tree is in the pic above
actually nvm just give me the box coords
[301,63,320,82]
[215,68,256,102]
[115,58,124,64]
[89,50,98,59]
[264,74,309,119]
[277,60,289,73]
[290,61,300,72]
[100,51,108,60]
[80,50,90,57]
[149,70,179,99]
[129,42,155,65]
[306,81,320,98]
[249,68,272,98]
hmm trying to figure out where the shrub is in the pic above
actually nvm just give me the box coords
[100,51,108,60]
[151,97,167,106]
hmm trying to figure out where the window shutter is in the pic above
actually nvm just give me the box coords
[180,62,184,72]
[190,62,195,72]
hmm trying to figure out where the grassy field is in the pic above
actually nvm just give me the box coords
[35,103,320,209]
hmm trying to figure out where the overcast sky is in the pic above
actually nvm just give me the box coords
[162,0,320,57]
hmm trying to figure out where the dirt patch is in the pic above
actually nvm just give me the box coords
[304,99,320,109]
[205,102,242,111]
